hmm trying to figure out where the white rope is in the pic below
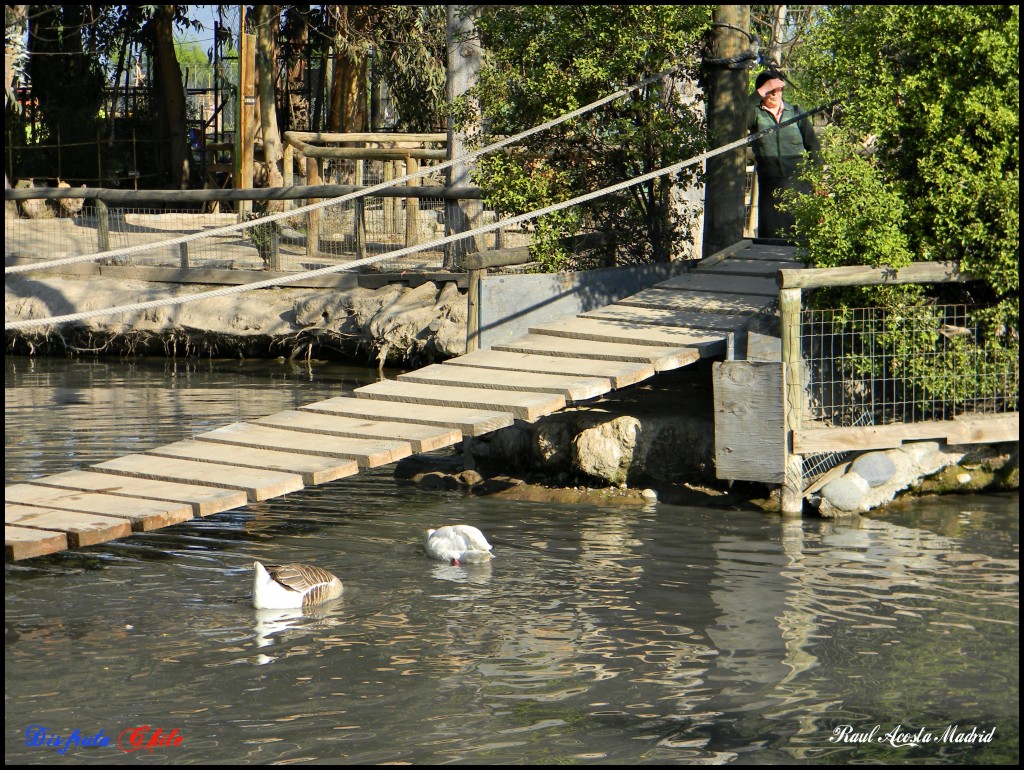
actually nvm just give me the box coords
[7,106,827,333]
[5,65,682,277]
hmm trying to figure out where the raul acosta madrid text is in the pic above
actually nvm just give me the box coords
[829,723,996,748]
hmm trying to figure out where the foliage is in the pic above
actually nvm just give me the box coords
[243,207,280,268]
[367,5,447,131]
[466,5,711,270]
[787,5,1018,310]
[781,5,1018,415]
[300,5,447,132]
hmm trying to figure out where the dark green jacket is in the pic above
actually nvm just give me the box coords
[747,94,820,179]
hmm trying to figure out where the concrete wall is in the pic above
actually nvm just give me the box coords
[477,261,691,349]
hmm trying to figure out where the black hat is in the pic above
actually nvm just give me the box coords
[755,70,784,90]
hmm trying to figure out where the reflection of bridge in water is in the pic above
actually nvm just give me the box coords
[6,240,798,560]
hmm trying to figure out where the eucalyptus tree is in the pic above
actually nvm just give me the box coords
[465,5,712,269]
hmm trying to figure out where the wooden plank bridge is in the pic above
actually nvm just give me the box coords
[6,241,797,560]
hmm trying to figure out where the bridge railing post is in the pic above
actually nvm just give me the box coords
[780,286,804,515]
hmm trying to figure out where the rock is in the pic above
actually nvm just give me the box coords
[820,471,871,513]
[573,416,640,486]
[641,488,658,501]
[850,451,897,487]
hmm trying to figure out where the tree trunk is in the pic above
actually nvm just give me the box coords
[148,6,194,189]
[254,4,283,202]
[444,5,484,268]
[5,4,28,216]
[702,5,750,257]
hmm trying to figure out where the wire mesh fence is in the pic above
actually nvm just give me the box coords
[802,303,1019,427]
[5,162,524,274]
[798,302,1019,483]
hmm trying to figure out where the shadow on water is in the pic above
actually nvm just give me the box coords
[4,355,1019,764]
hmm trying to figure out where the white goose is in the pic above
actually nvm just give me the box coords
[252,561,344,610]
[425,525,494,565]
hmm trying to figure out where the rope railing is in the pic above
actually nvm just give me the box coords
[6,64,684,278]
[6,103,833,333]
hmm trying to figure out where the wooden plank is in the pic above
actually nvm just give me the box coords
[493,334,702,372]
[581,304,752,330]
[779,260,971,290]
[254,410,461,453]
[698,244,798,268]
[354,380,566,423]
[695,239,755,268]
[697,258,803,277]
[6,524,69,561]
[5,484,193,531]
[90,454,304,502]
[713,361,786,484]
[528,317,728,356]
[443,350,655,389]
[6,503,133,549]
[193,423,411,469]
[299,397,513,437]
[793,413,1019,455]
[28,470,247,517]
[617,288,773,315]
[746,331,782,362]
[399,363,612,402]
[655,273,778,296]
[146,440,361,484]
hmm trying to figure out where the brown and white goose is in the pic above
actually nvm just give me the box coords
[252,561,344,610]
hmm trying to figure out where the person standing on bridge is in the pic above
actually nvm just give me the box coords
[746,69,820,241]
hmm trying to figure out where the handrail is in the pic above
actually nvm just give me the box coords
[4,183,483,204]
[777,261,974,290]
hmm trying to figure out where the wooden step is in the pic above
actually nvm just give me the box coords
[147,440,361,484]
[6,504,133,550]
[300,397,513,437]
[528,316,728,356]
[654,272,778,296]
[27,469,247,517]
[354,379,565,423]
[5,483,193,531]
[90,454,305,502]
[443,349,655,389]
[399,363,612,402]
[618,288,773,315]
[581,304,753,330]
[492,334,701,371]
[6,523,69,561]
[193,423,411,469]
[254,410,462,453]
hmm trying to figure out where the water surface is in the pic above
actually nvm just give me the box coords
[5,356,1018,764]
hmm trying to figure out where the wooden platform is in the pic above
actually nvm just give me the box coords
[6,240,795,560]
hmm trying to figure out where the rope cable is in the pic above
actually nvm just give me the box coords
[6,103,834,333]
[6,64,683,277]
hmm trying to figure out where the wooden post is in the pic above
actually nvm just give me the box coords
[282,141,293,210]
[95,198,110,252]
[306,156,320,257]
[269,228,281,271]
[237,12,256,219]
[466,266,483,352]
[178,242,190,268]
[354,198,366,260]
[702,5,751,257]
[780,286,804,515]
[405,155,419,247]
[383,160,395,231]
[445,5,484,268]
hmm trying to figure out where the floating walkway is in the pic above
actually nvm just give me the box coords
[5,241,798,560]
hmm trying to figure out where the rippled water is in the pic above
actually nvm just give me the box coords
[5,356,1019,764]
